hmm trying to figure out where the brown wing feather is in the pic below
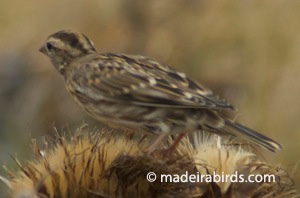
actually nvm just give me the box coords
[68,53,234,110]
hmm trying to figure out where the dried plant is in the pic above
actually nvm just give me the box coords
[1,126,299,198]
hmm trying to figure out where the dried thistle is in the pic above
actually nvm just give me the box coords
[1,127,298,198]
[176,133,299,197]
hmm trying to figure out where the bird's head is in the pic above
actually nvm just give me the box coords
[39,30,96,75]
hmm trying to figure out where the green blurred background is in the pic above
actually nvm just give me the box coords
[0,0,299,196]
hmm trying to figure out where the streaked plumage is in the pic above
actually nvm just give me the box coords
[39,30,282,153]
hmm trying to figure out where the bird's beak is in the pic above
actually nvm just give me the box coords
[39,45,47,55]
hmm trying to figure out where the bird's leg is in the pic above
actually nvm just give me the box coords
[165,133,185,153]
[138,135,147,146]
[147,133,168,154]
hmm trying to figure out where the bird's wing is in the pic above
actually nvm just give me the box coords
[68,53,234,110]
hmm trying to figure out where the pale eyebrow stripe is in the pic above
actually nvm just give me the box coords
[51,33,90,54]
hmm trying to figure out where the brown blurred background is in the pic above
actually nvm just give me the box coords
[0,0,299,195]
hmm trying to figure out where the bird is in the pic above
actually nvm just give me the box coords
[39,30,282,153]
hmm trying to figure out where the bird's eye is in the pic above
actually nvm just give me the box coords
[46,42,53,51]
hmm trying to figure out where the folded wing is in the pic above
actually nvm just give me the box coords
[68,54,234,110]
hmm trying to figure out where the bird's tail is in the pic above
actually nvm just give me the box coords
[222,120,282,152]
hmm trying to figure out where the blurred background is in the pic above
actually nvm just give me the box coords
[0,0,299,196]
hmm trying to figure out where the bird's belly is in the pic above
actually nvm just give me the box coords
[82,101,171,135]
[70,92,223,135]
